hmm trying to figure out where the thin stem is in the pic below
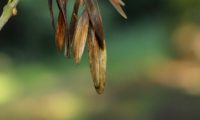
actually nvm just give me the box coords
[0,0,19,30]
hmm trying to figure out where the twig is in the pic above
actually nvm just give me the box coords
[0,0,19,30]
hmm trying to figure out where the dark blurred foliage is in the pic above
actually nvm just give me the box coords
[0,0,200,120]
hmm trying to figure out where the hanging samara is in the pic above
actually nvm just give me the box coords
[48,0,127,94]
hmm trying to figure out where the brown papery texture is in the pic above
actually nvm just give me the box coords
[88,27,107,94]
[73,10,89,64]
[48,0,126,94]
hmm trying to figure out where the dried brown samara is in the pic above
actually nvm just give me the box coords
[48,0,127,94]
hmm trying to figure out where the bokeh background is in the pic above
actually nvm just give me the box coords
[0,0,200,120]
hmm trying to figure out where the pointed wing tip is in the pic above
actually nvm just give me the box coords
[109,0,128,19]
[123,14,128,19]
[74,57,81,64]
[95,86,105,94]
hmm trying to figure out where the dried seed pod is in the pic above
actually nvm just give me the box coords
[54,0,71,54]
[98,41,107,94]
[55,0,68,51]
[48,0,126,94]
[73,10,89,64]
[88,28,100,89]
[109,0,127,19]
[67,0,82,56]
[88,27,107,94]
[55,12,66,51]
[70,0,81,38]
[96,41,107,94]
[56,0,67,23]
[86,0,105,49]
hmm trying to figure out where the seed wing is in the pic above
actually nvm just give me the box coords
[98,40,107,94]
[70,0,81,38]
[109,0,127,19]
[86,0,105,49]
[55,12,66,51]
[88,28,100,89]
[73,10,89,64]
[88,27,107,94]
[55,0,70,54]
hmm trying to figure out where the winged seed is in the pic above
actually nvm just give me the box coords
[48,0,126,94]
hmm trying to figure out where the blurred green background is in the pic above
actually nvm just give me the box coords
[0,0,200,120]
